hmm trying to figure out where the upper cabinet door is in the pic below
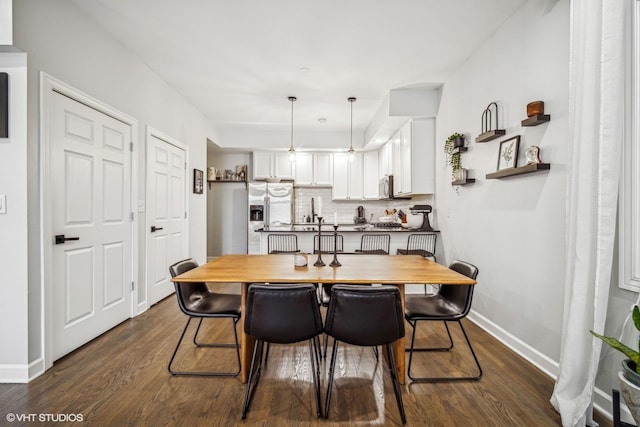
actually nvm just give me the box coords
[273,152,294,179]
[363,151,379,199]
[253,151,273,180]
[294,152,313,185]
[332,153,349,199]
[313,153,333,186]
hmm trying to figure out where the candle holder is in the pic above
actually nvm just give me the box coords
[329,225,341,267]
[314,217,325,267]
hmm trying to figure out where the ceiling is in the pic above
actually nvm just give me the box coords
[71,0,525,149]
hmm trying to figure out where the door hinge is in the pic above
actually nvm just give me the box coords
[185,211,188,219]
[130,142,134,152]
[131,281,135,291]
[184,162,187,170]
[130,212,134,221]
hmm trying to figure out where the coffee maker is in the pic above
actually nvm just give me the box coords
[409,205,434,231]
[354,206,367,224]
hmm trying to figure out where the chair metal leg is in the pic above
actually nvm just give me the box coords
[324,340,340,419]
[406,319,482,382]
[385,343,407,424]
[405,319,454,352]
[308,339,322,418]
[241,340,264,419]
[169,316,240,377]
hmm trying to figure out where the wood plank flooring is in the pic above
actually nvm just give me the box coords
[0,284,612,426]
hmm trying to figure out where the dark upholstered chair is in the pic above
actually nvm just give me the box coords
[324,285,406,424]
[168,258,241,376]
[355,233,390,255]
[268,233,300,254]
[404,260,482,382]
[241,284,323,420]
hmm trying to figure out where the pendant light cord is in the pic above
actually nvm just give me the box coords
[348,97,356,153]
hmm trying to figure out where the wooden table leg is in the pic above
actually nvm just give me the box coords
[240,283,254,383]
[395,284,406,385]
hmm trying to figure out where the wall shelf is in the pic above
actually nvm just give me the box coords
[521,115,551,127]
[451,178,476,186]
[475,130,506,143]
[451,146,468,154]
[485,163,551,179]
[207,179,247,190]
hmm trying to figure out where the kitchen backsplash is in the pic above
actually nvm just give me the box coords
[294,187,434,225]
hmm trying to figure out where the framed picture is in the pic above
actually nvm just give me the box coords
[497,135,520,171]
[193,169,204,194]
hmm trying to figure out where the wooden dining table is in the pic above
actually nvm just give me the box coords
[171,253,477,384]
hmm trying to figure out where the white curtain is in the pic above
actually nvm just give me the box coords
[550,1,627,426]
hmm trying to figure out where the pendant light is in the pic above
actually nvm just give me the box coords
[288,96,297,162]
[347,97,356,161]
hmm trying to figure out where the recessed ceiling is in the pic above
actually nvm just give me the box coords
[71,0,525,148]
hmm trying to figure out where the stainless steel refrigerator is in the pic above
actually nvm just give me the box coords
[248,182,294,254]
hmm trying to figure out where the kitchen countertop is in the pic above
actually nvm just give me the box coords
[257,224,439,233]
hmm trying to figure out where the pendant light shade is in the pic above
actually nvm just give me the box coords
[347,97,356,161]
[288,96,297,162]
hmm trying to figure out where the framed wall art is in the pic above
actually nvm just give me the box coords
[497,135,520,171]
[193,169,204,194]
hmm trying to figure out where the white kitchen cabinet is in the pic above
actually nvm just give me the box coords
[294,152,333,186]
[392,118,435,196]
[252,151,294,180]
[363,151,379,199]
[378,141,393,178]
[332,152,363,200]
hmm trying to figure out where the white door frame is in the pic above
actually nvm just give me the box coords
[144,125,189,308]
[39,73,139,371]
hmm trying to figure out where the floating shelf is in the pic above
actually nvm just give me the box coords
[521,115,551,127]
[485,163,551,179]
[451,178,476,186]
[476,130,506,143]
[451,146,468,154]
[207,179,247,189]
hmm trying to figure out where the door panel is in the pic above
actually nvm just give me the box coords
[51,91,132,360]
[147,131,187,305]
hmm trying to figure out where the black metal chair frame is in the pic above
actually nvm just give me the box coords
[268,233,300,254]
[397,233,438,295]
[241,284,323,420]
[405,260,482,382]
[355,233,391,255]
[324,285,406,424]
[168,258,241,377]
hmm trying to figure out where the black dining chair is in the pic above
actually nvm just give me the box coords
[268,233,300,254]
[404,260,482,382]
[396,233,438,294]
[241,284,324,420]
[324,285,407,424]
[355,233,391,255]
[168,258,241,376]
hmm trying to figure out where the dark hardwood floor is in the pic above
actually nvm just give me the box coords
[0,284,612,426]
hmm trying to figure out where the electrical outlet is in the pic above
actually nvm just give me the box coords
[0,195,6,214]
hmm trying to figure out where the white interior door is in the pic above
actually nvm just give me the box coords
[146,129,188,305]
[50,91,132,360]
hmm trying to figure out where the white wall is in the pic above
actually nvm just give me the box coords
[435,0,568,368]
[0,51,29,381]
[10,0,213,377]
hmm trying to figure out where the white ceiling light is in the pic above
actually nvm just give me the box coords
[347,97,356,161]
[288,96,297,162]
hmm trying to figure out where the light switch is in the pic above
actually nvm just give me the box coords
[0,195,6,214]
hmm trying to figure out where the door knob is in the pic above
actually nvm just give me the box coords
[55,234,80,244]
[150,226,164,233]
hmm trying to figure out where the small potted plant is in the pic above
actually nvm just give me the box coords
[444,133,466,181]
[591,305,640,423]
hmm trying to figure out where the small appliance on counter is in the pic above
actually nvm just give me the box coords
[409,205,434,231]
[354,206,367,224]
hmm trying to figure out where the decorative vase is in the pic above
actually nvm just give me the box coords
[526,101,544,117]
[453,136,465,148]
[619,369,640,426]
[622,359,640,387]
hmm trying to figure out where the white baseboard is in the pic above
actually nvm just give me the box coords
[0,357,44,383]
[468,310,620,423]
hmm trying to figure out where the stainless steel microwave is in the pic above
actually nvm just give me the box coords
[379,175,394,200]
